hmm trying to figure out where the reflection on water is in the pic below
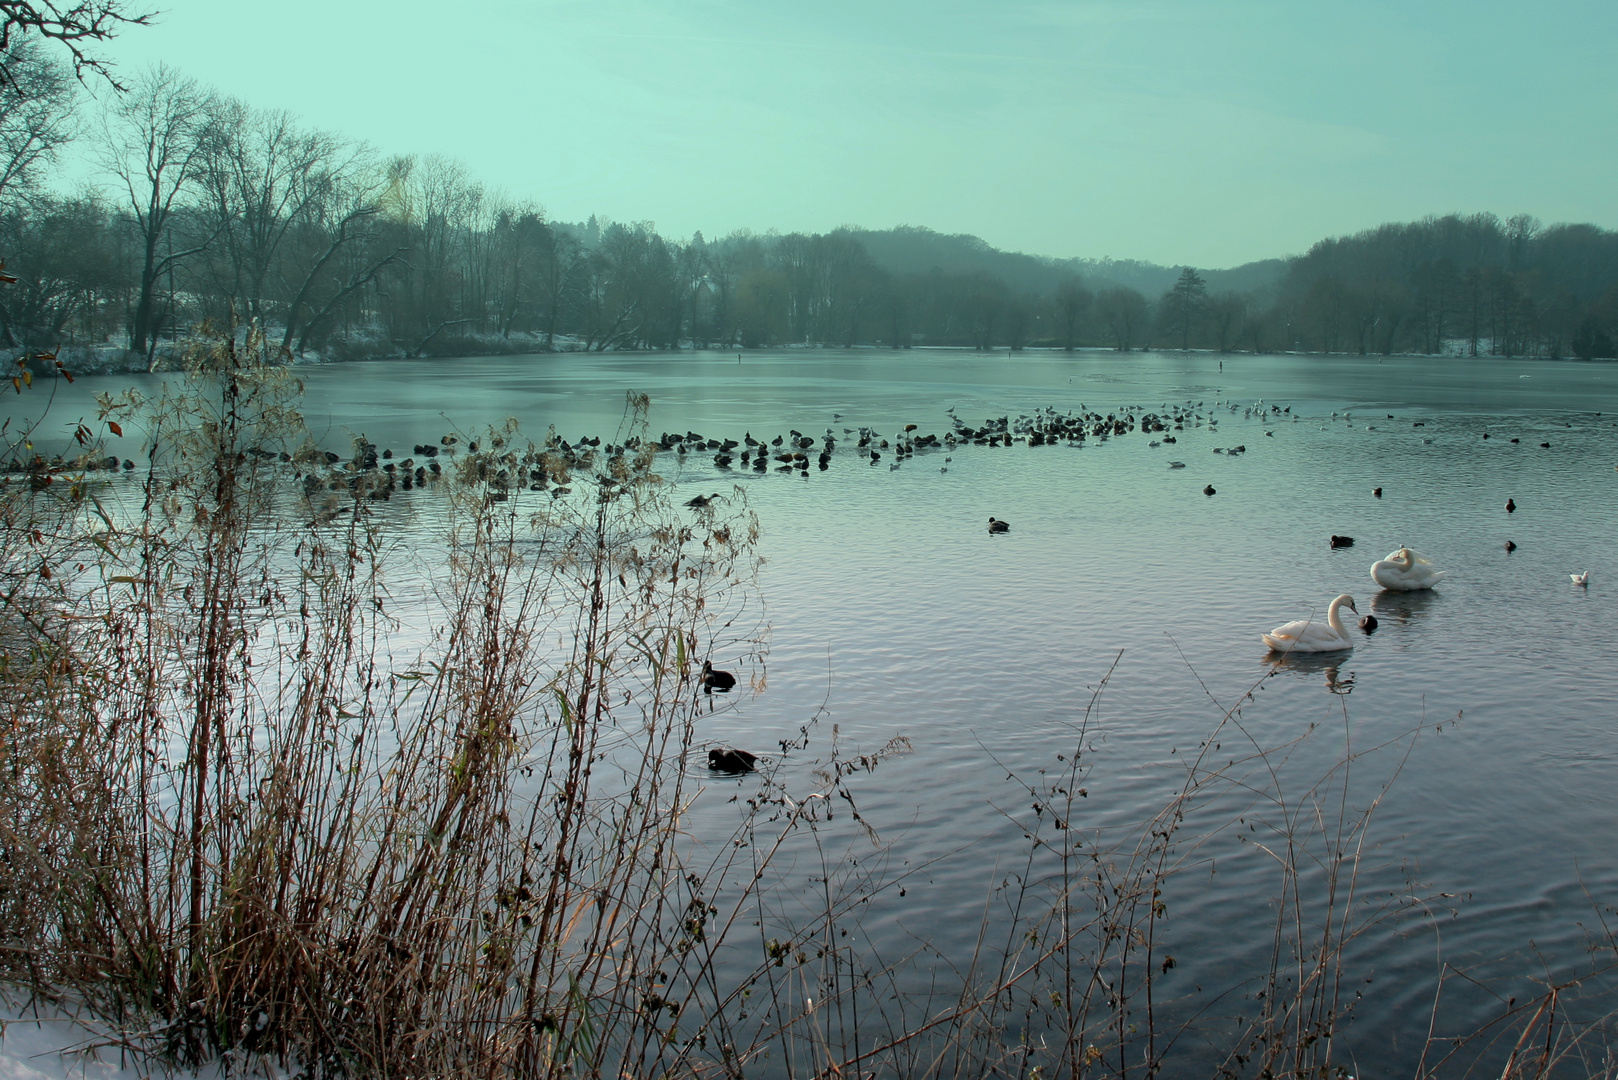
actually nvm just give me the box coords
[1267,651,1358,694]
[1369,586,1445,623]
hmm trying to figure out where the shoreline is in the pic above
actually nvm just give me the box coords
[21,340,1613,380]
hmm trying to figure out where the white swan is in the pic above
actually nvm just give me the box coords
[1262,594,1358,653]
[1370,547,1445,591]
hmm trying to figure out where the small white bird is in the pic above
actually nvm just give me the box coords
[1571,571,1590,586]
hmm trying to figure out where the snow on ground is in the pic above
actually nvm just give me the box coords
[2,995,291,1080]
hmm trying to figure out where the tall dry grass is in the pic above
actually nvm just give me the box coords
[0,324,778,1075]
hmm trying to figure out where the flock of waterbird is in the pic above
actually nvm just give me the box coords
[95,394,1314,513]
[673,395,1601,755]
[232,399,1229,508]
[17,381,1595,775]
[684,397,1243,772]
[125,391,1587,735]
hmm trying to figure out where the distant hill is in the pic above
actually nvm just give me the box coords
[842,226,1286,299]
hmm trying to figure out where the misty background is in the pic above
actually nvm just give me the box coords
[0,0,1615,366]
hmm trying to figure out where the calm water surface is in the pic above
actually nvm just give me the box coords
[15,348,1618,1071]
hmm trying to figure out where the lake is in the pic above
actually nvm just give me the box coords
[12,346,1618,1075]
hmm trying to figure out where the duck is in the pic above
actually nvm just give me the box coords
[1330,535,1355,549]
[700,660,737,694]
[1504,540,1517,552]
[707,748,758,774]
[987,517,1010,533]
[1505,498,1516,513]
[1370,547,1445,591]
[1262,594,1358,653]
[1571,571,1590,587]
[1358,614,1378,633]
[1203,484,1216,496]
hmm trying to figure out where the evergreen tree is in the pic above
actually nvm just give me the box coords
[1160,267,1207,350]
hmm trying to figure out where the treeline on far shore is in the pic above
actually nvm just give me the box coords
[2,51,1617,368]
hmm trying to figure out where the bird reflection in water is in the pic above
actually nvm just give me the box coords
[1368,588,1442,626]
[1267,651,1356,694]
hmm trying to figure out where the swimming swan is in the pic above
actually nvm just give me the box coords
[1262,594,1358,653]
[1370,547,1445,591]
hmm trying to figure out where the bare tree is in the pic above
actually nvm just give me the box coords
[959,270,1007,349]
[706,232,769,347]
[0,194,117,347]
[1004,293,1038,351]
[534,224,583,350]
[1207,291,1246,353]
[1411,258,1456,354]
[877,274,909,348]
[1302,276,1349,352]
[97,65,215,362]
[734,266,788,347]
[582,221,667,350]
[0,38,75,208]
[388,154,483,351]
[280,160,407,354]
[1096,285,1148,351]
[199,100,355,328]
[676,231,709,347]
[1505,213,1541,272]
[1053,276,1091,351]
[483,201,549,339]
[1244,303,1270,354]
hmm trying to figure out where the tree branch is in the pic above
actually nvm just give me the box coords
[0,0,156,89]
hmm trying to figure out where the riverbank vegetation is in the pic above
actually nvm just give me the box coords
[0,54,1615,367]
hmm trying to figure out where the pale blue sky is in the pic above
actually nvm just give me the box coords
[90,0,1618,267]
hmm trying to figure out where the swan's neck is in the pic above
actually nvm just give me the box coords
[1326,596,1349,638]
